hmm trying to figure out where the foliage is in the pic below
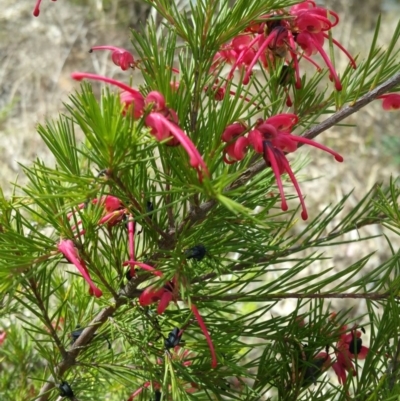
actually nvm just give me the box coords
[1,1,400,400]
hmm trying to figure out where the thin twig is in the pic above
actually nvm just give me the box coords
[195,291,399,302]
[28,279,67,360]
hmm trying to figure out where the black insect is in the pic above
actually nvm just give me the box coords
[153,390,162,401]
[70,325,111,349]
[146,201,154,216]
[58,381,74,398]
[349,334,363,355]
[164,327,183,349]
[278,65,293,87]
[184,244,207,261]
[300,345,330,387]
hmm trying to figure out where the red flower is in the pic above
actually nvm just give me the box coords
[378,93,400,110]
[332,326,369,384]
[71,73,209,181]
[90,46,135,71]
[221,2,355,91]
[221,122,249,164]
[243,113,343,219]
[139,279,176,314]
[57,239,102,297]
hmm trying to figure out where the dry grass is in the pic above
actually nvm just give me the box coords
[1,0,399,320]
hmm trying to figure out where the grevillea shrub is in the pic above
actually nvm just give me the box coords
[1,1,400,400]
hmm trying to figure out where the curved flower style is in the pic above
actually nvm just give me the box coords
[90,46,135,71]
[332,326,369,384]
[123,215,163,278]
[71,73,209,181]
[33,0,56,17]
[378,93,400,110]
[57,239,102,297]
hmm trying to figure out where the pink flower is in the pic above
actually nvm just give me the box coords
[120,91,145,119]
[378,93,400,110]
[245,113,343,219]
[219,3,355,91]
[139,279,176,314]
[90,46,135,71]
[290,1,339,33]
[71,73,209,181]
[33,0,56,17]
[221,123,249,164]
[144,112,209,181]
[92,195,126,227]
[58,239,102,297]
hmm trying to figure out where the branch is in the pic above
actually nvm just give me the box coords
[198,291,399,301]
[303,71,400,141]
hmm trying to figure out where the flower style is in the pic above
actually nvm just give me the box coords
[89,46,135,71]
[71,73,209,181]
[378,93,400,110]
[33,0,56,17]
[123,215,163,279]
[57,239,102,297]
[332,326,369,384]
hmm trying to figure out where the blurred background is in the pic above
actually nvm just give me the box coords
[0,0,400,357]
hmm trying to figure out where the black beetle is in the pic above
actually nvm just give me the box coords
[164,327,183,349]
[58,381,74,398]
[184,244,206,261]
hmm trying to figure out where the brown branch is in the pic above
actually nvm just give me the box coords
[302,72,400,142]
[195,291,398,302]
[179,72,400,233]
[36,278,142,401]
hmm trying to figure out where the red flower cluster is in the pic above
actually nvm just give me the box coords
[222,114,343,219]
[332,325,369,384]
[214,0,356,91]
